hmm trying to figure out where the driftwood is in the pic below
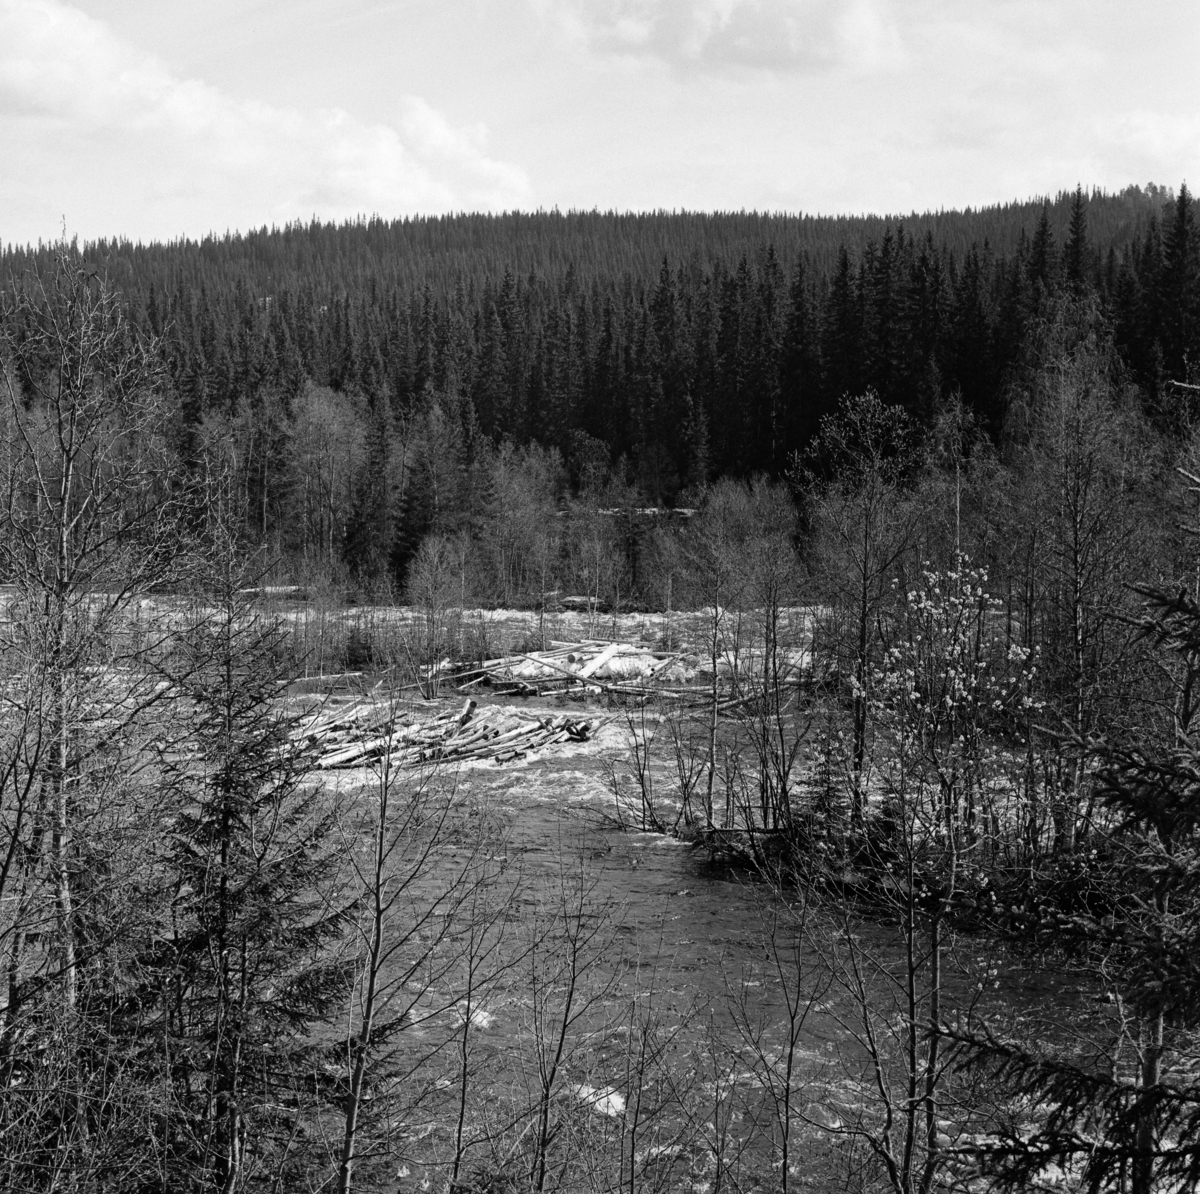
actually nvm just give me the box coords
[297,696,594,770]
[410,630,812,714]
[433,639,693,697]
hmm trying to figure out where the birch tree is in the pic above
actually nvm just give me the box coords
[0,248,184,1186]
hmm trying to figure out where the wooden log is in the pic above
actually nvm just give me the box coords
[577,643,622,678]
[447,720,500,749]
[445,717,570,757]
[448,732,546,761]
[511,653,586,685]
[318,739,386,768]
[310,699,593,768]
[462,644,580,676]
[301,699,370,733]
[463,722,545,749]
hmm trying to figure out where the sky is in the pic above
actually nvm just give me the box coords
[1,0,1197,246]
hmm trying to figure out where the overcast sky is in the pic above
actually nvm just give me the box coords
[1,0,1197,246]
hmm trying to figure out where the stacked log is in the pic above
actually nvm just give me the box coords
[296,696,594,770]
[434,640,693,697]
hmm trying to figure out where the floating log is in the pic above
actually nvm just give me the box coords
[304,697,595,769]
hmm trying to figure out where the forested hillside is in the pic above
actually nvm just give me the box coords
[3,183,1197,594]
[3,188,1200,1191]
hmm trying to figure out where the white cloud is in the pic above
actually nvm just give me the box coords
[1102,111,1200,164]
[532,0,905,74]
[0,0,532,242]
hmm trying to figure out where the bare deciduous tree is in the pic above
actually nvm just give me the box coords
[799,392,919,830]
[0,248,186,1188]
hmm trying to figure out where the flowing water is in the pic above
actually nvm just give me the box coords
[328,700,1094,1191]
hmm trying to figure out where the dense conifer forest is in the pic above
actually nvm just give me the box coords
[3,182,1197,593]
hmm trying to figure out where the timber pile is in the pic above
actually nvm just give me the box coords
[297,697,594,769]
[437,640,693,696]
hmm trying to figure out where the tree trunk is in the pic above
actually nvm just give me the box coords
[1132,1013,1162,1194]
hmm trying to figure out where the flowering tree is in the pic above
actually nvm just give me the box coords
[813,560,1037,1194]
[874,559,1039,888]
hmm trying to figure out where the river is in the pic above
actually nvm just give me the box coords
[330,700,1094,1193]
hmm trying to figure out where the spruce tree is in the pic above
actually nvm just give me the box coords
[344,395,396,590]
[1160,183,1200,387]
[155,513,350,1192]
[822,246,863,407]
[1028,202,1057,296]
[1063,184,1090,294]
[959,583,1200,1194]
[779,257,821,450]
